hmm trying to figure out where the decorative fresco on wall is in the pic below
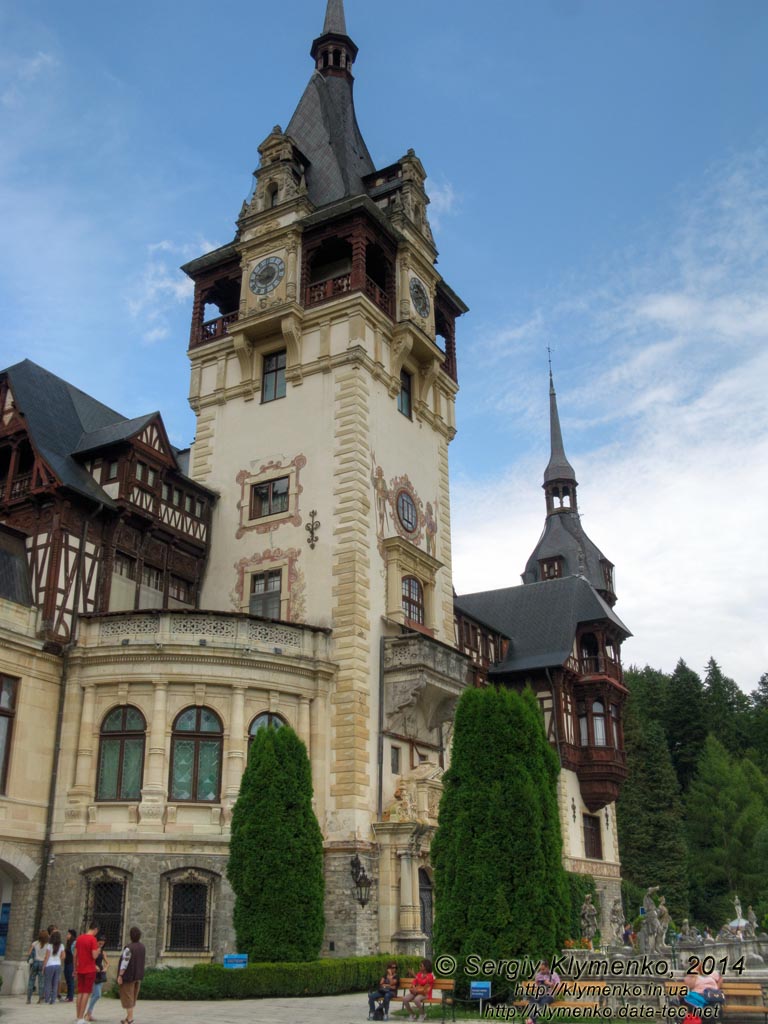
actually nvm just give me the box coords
[370,451,438,558]
[231,546,305,621]
[235,454,306,539]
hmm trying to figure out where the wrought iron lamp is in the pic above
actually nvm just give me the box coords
[350,854,372,907]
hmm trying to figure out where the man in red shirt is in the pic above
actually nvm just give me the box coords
[73,921,100,1024]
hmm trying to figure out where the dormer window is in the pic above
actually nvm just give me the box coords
[540,557,562,580]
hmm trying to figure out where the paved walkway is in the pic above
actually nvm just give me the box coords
[0,993,379,1024]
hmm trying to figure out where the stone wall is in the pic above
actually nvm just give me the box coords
[322,845,379,957]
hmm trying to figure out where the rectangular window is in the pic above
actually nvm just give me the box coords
[249,570,282,619]
[141,565,163,590]
[391,746,401,775]
[103,461,118,483]
[162,482,171,502]
[583,814,603,860]
[398,369,412,418]
[168,882,209,951]
[250,477,289,519]
[195,499,204,518]
[113,552,136,580]
[147,467,157,487]
[136,461,146,482]
[174,488,182,506]
[0,675,18,795]
[184,494,193,513]
[262,350,287,403]
[169,576,193,603]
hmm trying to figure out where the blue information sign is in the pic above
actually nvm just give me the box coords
[470,982,492,1000]
[223,954,249,970]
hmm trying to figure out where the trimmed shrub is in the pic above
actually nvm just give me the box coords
[565,872,596,942]
[136,956,423,1000]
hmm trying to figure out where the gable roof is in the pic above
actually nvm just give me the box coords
[1,360,201,507]
[455,575,631,675]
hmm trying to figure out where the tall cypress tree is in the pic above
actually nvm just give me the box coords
[228,725,324,961]
[432,685,569,960]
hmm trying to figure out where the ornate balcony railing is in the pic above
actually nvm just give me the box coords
[9,473,32,499]
[364,276,393,315]
[566,653,622,682]
[306,273,352,307]
[200,311,238,342]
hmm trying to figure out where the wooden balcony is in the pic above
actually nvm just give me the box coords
[199,310,238,344]
[566,653,622,682]
[305,273,393,317]
[8,473,32,500]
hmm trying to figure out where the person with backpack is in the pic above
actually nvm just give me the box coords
[368,961,399,1020]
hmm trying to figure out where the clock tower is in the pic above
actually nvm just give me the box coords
[182,0,469,954]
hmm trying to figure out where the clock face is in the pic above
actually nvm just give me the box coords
[409,277,430,319]
[249,256,285,295]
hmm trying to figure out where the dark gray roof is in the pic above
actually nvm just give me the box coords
[323,0,347,34]
[523,511,611,593]
[73,413,157,455]
[455,575,631,675]
[286,71,374,208]
[0,527,32,606]
[544,372,576,484]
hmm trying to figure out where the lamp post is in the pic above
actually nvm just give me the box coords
[350,854,373,907]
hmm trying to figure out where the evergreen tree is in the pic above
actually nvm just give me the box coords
[685,736,768,926]
[624,665,670,727]
[747,672,768,772]
[228,725,324,961]
[664,659,707,792]
[703,658,751,756]
[432,686,569,960]
[616,695,689,919]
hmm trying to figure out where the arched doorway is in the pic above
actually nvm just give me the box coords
[418,868,433,957]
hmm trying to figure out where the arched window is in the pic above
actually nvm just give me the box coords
[248,712,286,749]
[402,576,424,625]
[592,700,607,746]
[96,706,145,801]
[169,707,222,803]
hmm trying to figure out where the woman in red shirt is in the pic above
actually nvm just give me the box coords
[403,958,435,1022]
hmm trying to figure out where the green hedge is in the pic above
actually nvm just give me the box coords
[137,955,424,1000]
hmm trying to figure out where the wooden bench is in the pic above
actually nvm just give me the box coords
[390,977,456,1020]
[665,980,767,1021]
[513,978,609,1015]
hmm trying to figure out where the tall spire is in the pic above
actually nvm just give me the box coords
[322,0,347,35]
[544,364,576,486]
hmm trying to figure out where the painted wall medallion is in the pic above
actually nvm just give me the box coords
[249,256,285,295]
[409,276,430,318]
[396,490,418,533]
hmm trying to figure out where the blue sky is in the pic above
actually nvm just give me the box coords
[1,0,767,689]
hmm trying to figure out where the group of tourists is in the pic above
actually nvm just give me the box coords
[26,920,145,1024]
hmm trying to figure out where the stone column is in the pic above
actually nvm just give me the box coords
[138,682,168,829]
[68,682,96,807]
[226,685,246,804]
[298,697,311,753]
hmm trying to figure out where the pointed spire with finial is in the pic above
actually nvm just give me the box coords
[544,350,576,487]
[322,0,348,35]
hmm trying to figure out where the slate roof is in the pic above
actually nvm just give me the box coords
[544,372,576,484]
[286,71,375,208]
[323,0,347,34]
[0,526,32,606]
[523,511,612,594]
[455,575,631,675]
[2,360,209,507]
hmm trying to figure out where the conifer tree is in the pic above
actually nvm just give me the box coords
[228,724,324,961]
[432,686,569,960]
[703,657,751,756]
[664,659,707,792]
[616,695,689,918]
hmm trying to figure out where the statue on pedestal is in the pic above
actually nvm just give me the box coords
[581,893,598,948]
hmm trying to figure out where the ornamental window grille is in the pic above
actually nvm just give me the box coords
[166,872,213,952]
[82,870,127,949]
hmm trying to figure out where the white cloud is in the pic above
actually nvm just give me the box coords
[452,146,768,691]
[426,179,458,231]
[0,51,58,108]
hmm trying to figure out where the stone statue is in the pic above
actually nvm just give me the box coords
[681,919,691,940]
[610,898,624,945]
[640,886,661,953]
[383,782,416,822]
[734,894,743,922]
[657,896,670,949]
[745,907,757,939]
[581,893,598,947]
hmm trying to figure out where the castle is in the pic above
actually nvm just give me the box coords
[0,0,628,989]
